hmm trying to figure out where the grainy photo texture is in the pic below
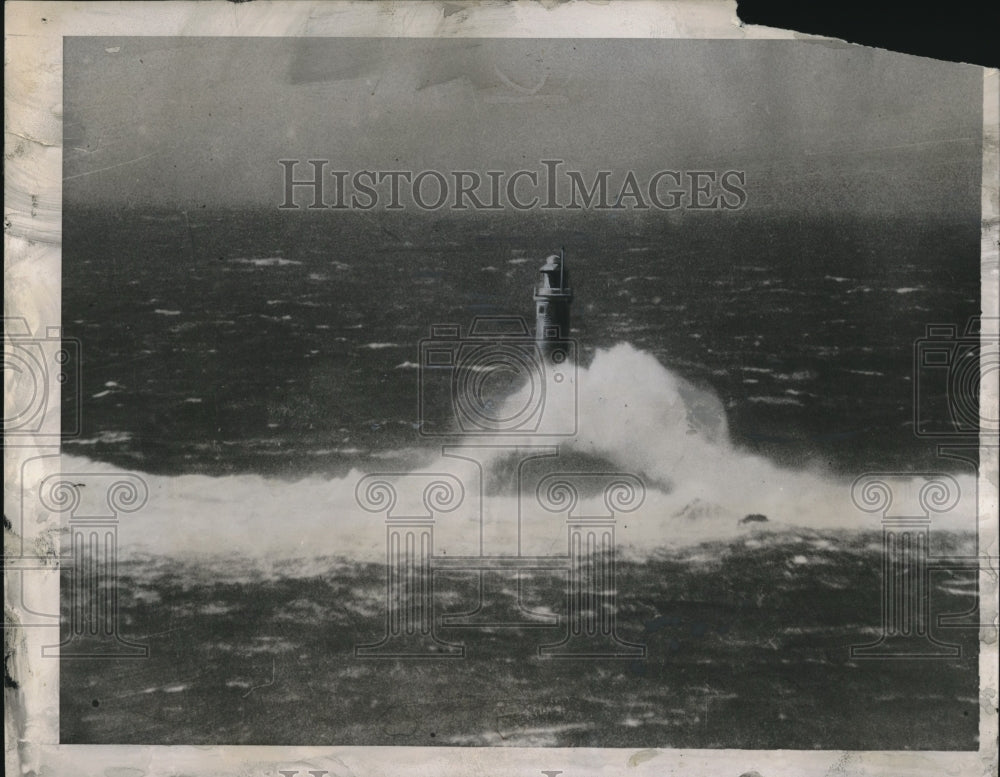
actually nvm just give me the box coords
[4,5,998,777]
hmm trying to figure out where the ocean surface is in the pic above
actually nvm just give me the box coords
[63,206,980,477]
[59,531,979,749]
[54,206,983,747]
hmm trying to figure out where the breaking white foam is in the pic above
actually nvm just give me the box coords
[52,344,976,568]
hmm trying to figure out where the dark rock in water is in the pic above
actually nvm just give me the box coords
[740,513,769,525]
[738,772,765,777]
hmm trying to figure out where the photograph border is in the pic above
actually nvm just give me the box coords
[4,2,998,775]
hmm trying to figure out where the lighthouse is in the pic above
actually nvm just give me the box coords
[534,250,573,354]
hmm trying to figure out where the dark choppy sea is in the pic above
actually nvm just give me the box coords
[56,206,982,748]
[63,206,980,477]
[59,531,980,748]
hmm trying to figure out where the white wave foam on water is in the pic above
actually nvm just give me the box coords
[62,430,134,446]
[747,396,803,406]
[56,344,976,567]
[229,257,303,267]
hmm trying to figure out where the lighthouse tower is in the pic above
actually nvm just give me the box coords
[534,251,573,353]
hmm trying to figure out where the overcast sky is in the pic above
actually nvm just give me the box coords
[63,38,983,215]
